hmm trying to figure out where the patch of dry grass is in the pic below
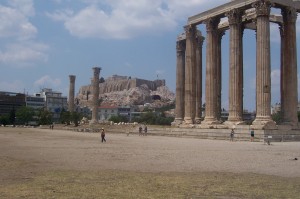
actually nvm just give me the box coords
[1,170,300,199]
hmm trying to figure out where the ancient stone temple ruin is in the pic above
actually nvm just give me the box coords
[77,75,166,107]
[174,0,299,131]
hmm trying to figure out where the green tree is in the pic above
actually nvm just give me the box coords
[0,115,9,126]
[38,109,53,125]
[71,112,82,127]
[16,106,35,125]
[99,77,105,83]
[272,111,282,124]
[109,115,128,123]
[60,109,71,125]
[9,108,16,125]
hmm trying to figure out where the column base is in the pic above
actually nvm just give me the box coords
[252,117,277,130]
[202,117,222,125]
[183,117,194,125]
[280,121,300,129]
[224,120,246,129]
[172,118,183,127]
[194,117,202,124]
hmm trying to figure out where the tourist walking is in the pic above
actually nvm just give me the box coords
[101,128,106,142]
[139,126,143,136]
[144,125,147,136]
[230,129,234,141]
[250,129,255,142]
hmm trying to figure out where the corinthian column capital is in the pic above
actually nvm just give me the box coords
[282,7,298,24]
[184,25,196,39]
[195,31,205,48]
[226,9,242,25]
[205,17,220,32]
[252,0,272,17]
[176,40,186,56]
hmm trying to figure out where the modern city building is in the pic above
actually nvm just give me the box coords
[38,88,68,122]
[26,94,45,110]
[0,91,26,116]
[98,105,135,121]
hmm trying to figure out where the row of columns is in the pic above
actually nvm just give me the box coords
[175,2,298,128]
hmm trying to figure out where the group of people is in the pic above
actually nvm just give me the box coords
[139,125,148,136]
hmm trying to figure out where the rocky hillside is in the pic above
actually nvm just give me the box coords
[76,75,175,109]
[100,85,175,107]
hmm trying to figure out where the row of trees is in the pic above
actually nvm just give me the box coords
[0,106,83,126]
[109,104,175,125]
[0,107,52,126]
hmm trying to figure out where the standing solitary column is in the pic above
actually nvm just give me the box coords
[184,25,196,124]
[68,75,76,113]
[281,7,298,126]
[174,35,186,125]
[203,17,221,124]
[195,31,204,124]
[226,9,244,124]
[90,67,101,125]
[252,1,274,126]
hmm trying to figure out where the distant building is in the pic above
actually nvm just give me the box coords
[26,93,45,110]
[38,88,68,122]
[98,105,118,121]
[76,106,91,118]
[0,91,26,116]
[98,105,135,121]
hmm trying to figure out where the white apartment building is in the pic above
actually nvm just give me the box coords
[39,88,68,122]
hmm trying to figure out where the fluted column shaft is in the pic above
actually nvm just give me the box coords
[281,7,298,125]
[203,17,220,124]
[227,9,243,122]
[68,75,76,113]
[216,30,224,121]
[90,67,101,124]
[174,39,186,124]
[184,25,196,124]
[253,1,274,125]
[195,32,205,123]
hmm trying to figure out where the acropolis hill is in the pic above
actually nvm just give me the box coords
[76,75,174,107]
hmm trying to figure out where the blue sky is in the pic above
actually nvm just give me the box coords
[0,0,299,111]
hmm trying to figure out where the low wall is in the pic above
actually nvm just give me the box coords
[51,123,300,142]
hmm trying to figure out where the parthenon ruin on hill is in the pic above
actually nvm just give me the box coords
[174,0,300,130]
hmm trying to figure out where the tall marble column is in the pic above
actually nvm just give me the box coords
[174,36,186,125]
[195,31,205,124]
[68,75,76,113]
[90,67,101,125]
[203,17,221,124]
[184,25,196,124]
[226,9,244,124]
[252,1,274,126]
[216,30,225,121]
[281,7,298,126]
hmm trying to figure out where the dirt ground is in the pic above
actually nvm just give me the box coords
[0,127,300,198]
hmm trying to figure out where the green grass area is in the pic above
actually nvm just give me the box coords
[1,170,299,199]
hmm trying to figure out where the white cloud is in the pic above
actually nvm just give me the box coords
[0,42,48,67]
[0,0,49,67]
[0,5,37,40]
[8,0,35,17]
[47,0,227,39]
[34,75,62,89]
